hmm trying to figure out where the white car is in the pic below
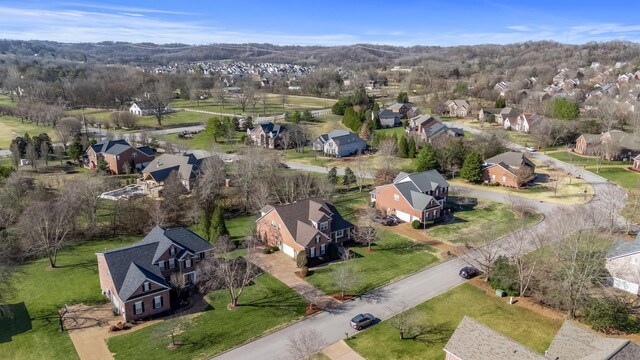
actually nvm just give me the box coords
[525,147,536,152]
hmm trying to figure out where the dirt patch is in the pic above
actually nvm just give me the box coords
[329,293,356,302]
[390,223,465,256]
[306,304,322,316]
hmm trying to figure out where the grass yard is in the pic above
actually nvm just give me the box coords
[283,148,333,167]
[589,166,640,190]
[159,132,245,153]
[331,189,371,223]
[107,273,307,360]
[305,114,346,137]
[346,283,562,359]
[0,115,57,149]
[429,199,541,244]
[0,236,140,360]
[547,150,628,168]
[305,232,439,295]
[0,95,17,106]
[374,126,405,138]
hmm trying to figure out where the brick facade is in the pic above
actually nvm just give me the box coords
[373,184,444,223]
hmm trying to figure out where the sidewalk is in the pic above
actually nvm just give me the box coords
[252,250,340,309]
[322,341,365,360]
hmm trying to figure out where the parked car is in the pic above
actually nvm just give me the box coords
[459,266,479,279]
[372,214,392,226]
[525,147,536,152]
[387,215,401,225]
[350,313,375,330]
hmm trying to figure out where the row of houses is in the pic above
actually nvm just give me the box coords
[479,107,546,133]
[575,130,640,161]
[405,114,465,144]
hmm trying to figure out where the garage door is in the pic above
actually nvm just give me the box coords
[396,211,411,223]
[281,243,295,258]
[613,277,639,294]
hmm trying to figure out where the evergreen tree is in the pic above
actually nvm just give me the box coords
[210,206,229,241]
[460,152,484,183]
[398,136,409,158]
[407,136,416,158]
[67,140,84,164]
[327,167,338,185]
[201,213,213,241]
[495,97,507,108]
[205,116,225,142]
[301,109,314,122]
[415,144,440,171]
[290,110,301,123]
[343,167,356,190]
[359,121,372,142]
[396,91,409,103]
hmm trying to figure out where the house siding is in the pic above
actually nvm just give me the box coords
[324,140,366,157]
[123,290,171,321]
[373,185,443,222]
[483,166,521,188]
[606,255,640,295]
[256,211,305,257]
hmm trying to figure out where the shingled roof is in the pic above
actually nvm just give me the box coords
[100,226,212,301]
[89,139,132,155]
[142,153,204,183]
[485,151,535,169]
[607,234,640,259]
[546,321,640,360]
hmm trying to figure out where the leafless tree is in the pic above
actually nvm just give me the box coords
[388,302,423,340]
[55,117,83,150]
[288,328,326,360]
[147,200,169,230]
[354,225,378,251]
[197,236,261,308]
[462,228,503,282]
[352,155,372,192]
[195,154,226,219]
[19,200,73,268]
[280,93,288,110]
[25,143,37,170]
[62,177,107,231]
[153,316,190,349]
[333,265,360,299]
[236,88,254,112]
[378,139,398,172]
[162,170,186,224]
[144,77,174,125]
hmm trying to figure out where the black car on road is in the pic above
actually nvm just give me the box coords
[459,266,479,279]
[350,313,375,330]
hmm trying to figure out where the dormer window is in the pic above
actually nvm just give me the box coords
[319,222,328,231]
[143,282,150,292]
[170,247,175,255]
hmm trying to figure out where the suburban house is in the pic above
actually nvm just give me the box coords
[405,115,464,144]
[606,234,640,295]
[140,153,205,197]
[575,130,640,160]
[444,316,640,360]
[512,113,545,133]
[494,107,522,126]
[85,139,155,175]
[444,100,471,117]
[255,198,355,260]
[129,102,172,116]
[370,170,449,223]
[312,130,367,157]
[478,108,501,122]
[378,109,401,128]
[247,122,288,149]
[387,103,412,119]
[96,226,213,321]
[633,154,640,172]
[483,151,536,188]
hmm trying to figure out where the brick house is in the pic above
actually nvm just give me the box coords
[256,198,354,260]
[482,152,535,188]
[388,103,411,118]
[574,133,603,155]
[405,115,464,144]
[246,122,288,149]
[370,170,449,223]
[575,131,640,160]
[85,140,155,175]
[96,226,213,321]
[444,316,640,360]
[140,153,205,197]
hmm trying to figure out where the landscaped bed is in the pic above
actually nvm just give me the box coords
[346,283,562,359]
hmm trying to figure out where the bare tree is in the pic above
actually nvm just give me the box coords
[19,200,73,268]
[62,177,107,231]
[462,228,502,282]
[333,265,360,300]
[352,155,372,192]
[153,316,190,349]
[55,117,83,150]
[197,236,261,308]
[144,77,174,125]
[147,199,169,229]
[162,170,186,224]
[288,328,326,360]
[25,143,37,170]
[354,225,378,251]
[236,88,254,112]
[388,303,423,340]
[195,154,226,221]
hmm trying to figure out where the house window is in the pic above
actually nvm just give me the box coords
[502,176,507,183]
[153,296,163,309]
[168,258,176,269]
[134,301,144,315]
[393,194,399,201]
[143,282,150,292]
[185,259,192,268]
[433,210,437,218]
[271,220,276,228]
[371,193,376,200]
[132,152,137,158]
[158,260,165,270]
[170,247,176,255]
[199,252,205,260]
[116,155,120,160]
[320,244,326,255]
[319,222,328,231]
[336,229,344,238]
[315,235,320,244]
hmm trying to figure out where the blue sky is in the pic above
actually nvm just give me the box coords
[1,1,640,46]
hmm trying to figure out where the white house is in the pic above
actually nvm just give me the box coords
[606,234,640,295]
[313,130,367,157]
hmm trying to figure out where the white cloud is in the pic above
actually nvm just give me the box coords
[507,25,531,32]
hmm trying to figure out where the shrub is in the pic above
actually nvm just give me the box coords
[584,297,631,333]
[327,243,340,260]
[270,246,280,252]
[299,266,309,278]
[411,220,421,229]
[262,247,272,254]
[296,251,308,268]
[489,256,519,296]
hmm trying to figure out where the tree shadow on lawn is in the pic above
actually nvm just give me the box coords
[55,261,97,272]
[0,302,32,343]
[235,288,305,311]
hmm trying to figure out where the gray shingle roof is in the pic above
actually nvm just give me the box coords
[142,153,203,183]
[607,234,640,259]
[545,321,639,360]
[394,170,449,192]
[89,139,132,155]
[485,152,535,169]
[378,109,399,119]
[100,226,212,301]
[444,317,545,360]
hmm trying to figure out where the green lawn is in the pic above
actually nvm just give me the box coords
[346,283,562,359]
[0,236,140,360]
[0,115,58,149]
[169,94,333,117]
[547,151,628,167]
[428,200,541,244]
[305,232,439,295]
[107,273,307,360]
[374,126,405,138]
[589,167,640,190]
[331,190,370,223]
[0,95,17,106]
[283,148,333,167]
[159,131,245,153]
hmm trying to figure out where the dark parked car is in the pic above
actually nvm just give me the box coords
[387,215,401,225]
[459,266,479,279]
[372,215,392,226]
[350,313,375,330]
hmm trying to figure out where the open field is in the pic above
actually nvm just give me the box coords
[0,236,140,360]
[107,273,307,360]
[0,115,57,149]
[169,94,335,116]
[305,232,439,295]
[428,199,541,244]
[346,283,562,359]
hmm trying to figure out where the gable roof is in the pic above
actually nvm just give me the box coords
[606,130,640,151]
[485,152,535,169]
[100,226,212,301]
[394,169,449,191]
[444,317,544,360]
[142,153,204,183]
[388,103,409,110]
[89,139,132,155]
[545,321,640,360]
[378,109,400,119]
[607,234,640,259]
[480,108,502,115]
[136,146,157,156]
[260,198,353,247]
[250,122,287,138]
[446,99,470,109]
[329,132,366,146]
[580,134,603,144]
